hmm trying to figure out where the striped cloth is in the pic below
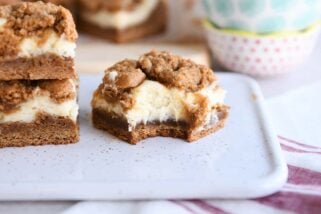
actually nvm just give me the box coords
[63,82,321,214]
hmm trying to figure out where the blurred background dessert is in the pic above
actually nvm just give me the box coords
[77,0,167,43]
[0,0,204,43]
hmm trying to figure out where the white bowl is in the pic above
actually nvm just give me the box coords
[204,21,321,77]
[203,0,321,33]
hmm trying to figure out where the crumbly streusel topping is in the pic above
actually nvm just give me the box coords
[101,60,145,110]
[0,80,33,113]
[0,2,77,40]
[139,50,216,92]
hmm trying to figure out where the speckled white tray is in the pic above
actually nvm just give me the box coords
[0,73,287,200]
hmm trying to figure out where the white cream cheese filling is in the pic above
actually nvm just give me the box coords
[0,97,79,123]
[108,71,119,82]
[18,31,76,58]
[81,0,159,30]
[93,80,226,131]
[0,18,7,31]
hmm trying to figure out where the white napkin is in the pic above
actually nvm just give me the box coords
[267,80,321,146]
[62,201,193,214]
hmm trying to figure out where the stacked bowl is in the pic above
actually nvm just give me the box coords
[203,0,321,77]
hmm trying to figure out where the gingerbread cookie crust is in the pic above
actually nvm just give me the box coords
[0,54,76,80]
[93,106,229,144]
[0,113,79,148]
[92,50,229,144]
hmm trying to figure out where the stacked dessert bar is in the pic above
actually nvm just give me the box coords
[0,2,79,147]
[78,0,167,43]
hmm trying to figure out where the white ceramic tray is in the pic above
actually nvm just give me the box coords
[0,73,287,200]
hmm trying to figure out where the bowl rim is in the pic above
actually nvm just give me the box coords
[203,20,321,38]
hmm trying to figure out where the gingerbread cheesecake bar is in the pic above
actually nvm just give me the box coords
[0,2,77,80]
[78,0,167,43]
[0,79,79,147]
[92,51,229,144]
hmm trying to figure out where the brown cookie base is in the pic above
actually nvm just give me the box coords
[92,107,229,145]
[78,0,167,43]
[0,54,76,80]
[0,113,79,148]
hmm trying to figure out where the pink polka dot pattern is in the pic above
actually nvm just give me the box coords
[205,26,321,77]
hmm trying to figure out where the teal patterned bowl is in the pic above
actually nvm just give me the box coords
[203,0,321,33]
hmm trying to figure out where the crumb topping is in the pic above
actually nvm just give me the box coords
[79,0,144,12]
[0,30,21,59]
[0,80,33,113]
[0,2,77,40]
[139,50,215,92]
[0,79,76,113]
[103,60,146,89]
[99,50,216,110]
[101,60,146,110]
[39,79,76,103]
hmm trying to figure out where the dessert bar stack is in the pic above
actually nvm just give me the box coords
[0,2,79,147]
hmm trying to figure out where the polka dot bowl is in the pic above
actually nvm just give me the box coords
[204,21,321,77]
[203,0,321,33]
